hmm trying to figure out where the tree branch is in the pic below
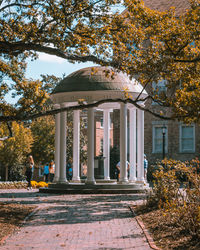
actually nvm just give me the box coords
[135,75,154,102]
[0,41,110,64]
[174,57,200,63]
[0,98,174,122]
[0,2,43,12]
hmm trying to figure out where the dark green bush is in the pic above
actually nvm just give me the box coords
[109,146,120,179]
[9,164,26,181]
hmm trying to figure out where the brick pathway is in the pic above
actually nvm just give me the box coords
[0,189,151,250]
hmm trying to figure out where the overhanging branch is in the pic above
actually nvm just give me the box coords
[174,57,200,63]
[0,98,173,122]
[0,41,112,65]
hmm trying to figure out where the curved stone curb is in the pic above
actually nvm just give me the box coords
[23,205,41,224]
[129,205,161,250]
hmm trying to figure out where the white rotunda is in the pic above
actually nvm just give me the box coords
[43,66,148,193]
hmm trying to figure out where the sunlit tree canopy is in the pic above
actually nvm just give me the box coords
[0,0,200,123]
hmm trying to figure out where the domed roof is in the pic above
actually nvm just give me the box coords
[52,66,145,94]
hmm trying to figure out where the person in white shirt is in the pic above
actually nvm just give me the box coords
[144,154,148,180]
[115,161,130,181]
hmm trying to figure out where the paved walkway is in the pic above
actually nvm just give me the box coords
[0,189,151,250]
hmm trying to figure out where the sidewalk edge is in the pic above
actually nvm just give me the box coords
[128,205,161,250]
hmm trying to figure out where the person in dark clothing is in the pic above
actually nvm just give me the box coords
[43,163,49,183]
[66,160,73,181]
[115,162,120,181]
[49,161,55,182]
[25,155,34,190]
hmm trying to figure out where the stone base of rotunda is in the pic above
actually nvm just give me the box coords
[39,181,149,194]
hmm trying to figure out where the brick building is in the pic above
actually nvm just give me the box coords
[94,111,114,156]
[144,96,200,166]
[111,0,200,166]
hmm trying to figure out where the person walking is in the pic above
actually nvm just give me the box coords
[43,163,49,183]
[25,155,34,190]
[49,160,55,182]
[144,154,148,180]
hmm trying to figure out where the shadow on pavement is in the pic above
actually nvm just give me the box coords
[26,195,145,226]
[0,190,146,227]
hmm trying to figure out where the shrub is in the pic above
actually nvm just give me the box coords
[0,180,49,189]
[31,181,48,188]
[0,181,27,189]
[9,164,26,181]
[146,163,162,183]
[147,158,200,241]
[147,164,181,209]
[109,146,120,179]
[30,180,38,188]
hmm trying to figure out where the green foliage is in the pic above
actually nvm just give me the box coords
[80,115,88,165]
[66,111,73,162]
[9,164,26,181]
[66,111,87,165]
[0,181,27,189]
[31,116,55,164]
[0,122,33,180]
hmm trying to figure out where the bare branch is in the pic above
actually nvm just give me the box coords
[174,57,200,63]
[0,2,43,12]
[135,75,154,102]
[0,41,110,64]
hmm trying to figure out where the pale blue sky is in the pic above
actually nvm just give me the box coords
[26,52,96,80]
[6,53,96,104]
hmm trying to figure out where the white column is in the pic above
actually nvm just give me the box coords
[129,107,137,182]
[86,107,96,184]
[72,110,80,182]
[137,108,145,182]
[119,103,128,183]
[53,106,60,183]
[103,109,111,180]
[59,104,68,183]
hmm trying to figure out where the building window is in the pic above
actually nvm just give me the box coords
[180,124,195,153]
[152,125,168,153]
